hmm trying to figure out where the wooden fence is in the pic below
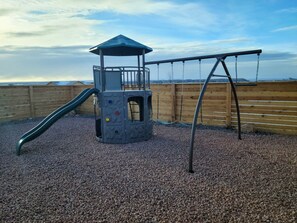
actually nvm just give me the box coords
[0,82,296,135]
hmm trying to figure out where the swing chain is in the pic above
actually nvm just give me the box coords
[256,53,260,83]
[171,62,174,83]
[198,59,203,124]
[182,61,185,82]
[235,55,238,83]
[199,59,202,85]
[179,61,185,121]
[157,63,160,81]
[157,63,160,121]
[181,61,185,95]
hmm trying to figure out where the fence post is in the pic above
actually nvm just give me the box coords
[226,83,232,127]
[28,86,35,118]
[171,84,176,122]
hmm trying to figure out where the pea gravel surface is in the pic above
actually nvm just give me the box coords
[0,116,296,222]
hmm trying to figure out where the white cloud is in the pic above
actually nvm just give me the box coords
[276,7,297,14]
[0,1,110,47]
[272,25,297,32]
[0,0,218,47]
[149,37,253,59]
[155,2,217,29]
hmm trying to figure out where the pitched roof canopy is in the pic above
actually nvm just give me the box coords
[89,34,153,56]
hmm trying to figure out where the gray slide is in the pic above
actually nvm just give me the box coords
[16,88,99,155]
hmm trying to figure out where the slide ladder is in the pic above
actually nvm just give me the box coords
[16,88,99,155]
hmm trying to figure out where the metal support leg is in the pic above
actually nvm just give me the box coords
[188,59,220,173]
[220,60,242,140]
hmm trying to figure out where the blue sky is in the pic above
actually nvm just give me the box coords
[0,0,296,82]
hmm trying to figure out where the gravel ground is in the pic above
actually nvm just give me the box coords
[0,116,296,222]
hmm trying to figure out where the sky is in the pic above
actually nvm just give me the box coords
[0,0,296,82]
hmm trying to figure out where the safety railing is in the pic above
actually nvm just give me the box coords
[93,66,150,91]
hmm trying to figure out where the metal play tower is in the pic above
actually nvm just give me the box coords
[89,35,153,143]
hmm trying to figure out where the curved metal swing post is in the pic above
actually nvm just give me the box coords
[188,59,220,173]
[220,59,242,140]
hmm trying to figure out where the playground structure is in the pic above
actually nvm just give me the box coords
[89,35,153,143]
[16,35,262,173]
[16,35,153,154]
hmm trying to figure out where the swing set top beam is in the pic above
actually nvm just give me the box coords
[145,49,262,65]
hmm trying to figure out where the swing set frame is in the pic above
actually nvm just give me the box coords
[145,49,262,173]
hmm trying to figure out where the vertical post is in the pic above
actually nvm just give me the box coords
[28,86,35,118]
[171,83,176,122]
[189,59,220,173]
[100,50,105,92]
[99,49,104,140]
[225,83,232,128]
[137,55,141,90]
[122,68,126,91]
[148,70,150,89]
[142,49,146,90]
